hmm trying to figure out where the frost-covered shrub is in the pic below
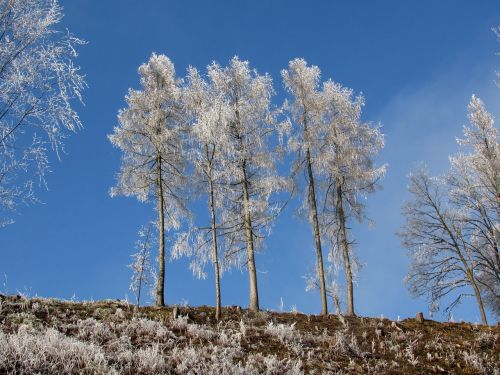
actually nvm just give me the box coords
[265,321,298,343]
[77,318,115,344]
[119,318,174,344]
[245,353,303,375]
[0,326,111,374]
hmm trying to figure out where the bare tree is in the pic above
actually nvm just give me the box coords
[282,58,329,315]
[401,168,488,324]
[318,80,386,316]
[109,53,187,307]
[129,223,154,308]
[0,0,86,226]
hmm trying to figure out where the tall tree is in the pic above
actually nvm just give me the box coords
[448,96,499,317]
[0,0,85,226]
[129,223,154,308]
[401,96,499,325]
[206,57,286,312]
[282,58,329,315]
[109,53,187,307]
[173,66,232,319]
[318,80,386,316]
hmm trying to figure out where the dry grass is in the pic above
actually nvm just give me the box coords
[0,294,498,374]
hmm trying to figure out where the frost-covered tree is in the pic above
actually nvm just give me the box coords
[0,0,85,226]
[318,81,386,316]
[304,264,342,315]
[109,53,187,307]
[402,96,498,325]
[448,96,499,317]
[173,66,232,319]
[129,223,154,307]
[282,58,329,315]
[203,57,286,312]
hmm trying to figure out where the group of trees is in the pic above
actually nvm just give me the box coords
[110,54,386,318]
[1,0,497,325]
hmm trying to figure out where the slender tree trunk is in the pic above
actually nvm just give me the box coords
[136,266,143,308]
[156,154,166,307]
[206,146,222,320]
[306,148,328,316]
[467,270,488,325]
[241,159,259,312]
[336,182,355,316]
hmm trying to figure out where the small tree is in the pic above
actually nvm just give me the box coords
[129,223,154,307]
[109,53,187,307]
[304,264,343,315]
[0,0,86,226]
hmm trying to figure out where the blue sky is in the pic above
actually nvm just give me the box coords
[1,1,499,323]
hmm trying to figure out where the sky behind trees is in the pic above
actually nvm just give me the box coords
[1,0,499,323]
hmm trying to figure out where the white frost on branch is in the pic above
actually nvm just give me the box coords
[0,0,86,226]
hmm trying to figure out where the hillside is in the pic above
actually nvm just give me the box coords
[0,294,498,374]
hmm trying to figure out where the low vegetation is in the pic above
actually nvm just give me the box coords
[0,295,498,374]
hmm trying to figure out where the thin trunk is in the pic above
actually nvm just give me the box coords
[336,182,355,316]
[306,148,328,316]
[156,154,165,307]
[432,197,488,325]
[466,270,488,325]
[206,145,222,320]
[136,265,143,308]
[241,159,259,312]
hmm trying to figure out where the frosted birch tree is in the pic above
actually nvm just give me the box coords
[204,57,286,312]
[318,81,386,316]
[129,223,154,308]
[109,53,187,307]
[281,58,329,315]
[0,0,86,226]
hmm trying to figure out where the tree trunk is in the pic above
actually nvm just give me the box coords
[241,159,259,312]
[206,147,222,320]
[155,154,166,307]
[336,182,355,316]
[467,270,488,325]
[306,149,328,316]
[136,264,143,308]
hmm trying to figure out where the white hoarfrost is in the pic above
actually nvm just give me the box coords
[401,96,499,324]
[0,0,86,226]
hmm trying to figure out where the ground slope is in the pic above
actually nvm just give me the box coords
[0,295,498,374]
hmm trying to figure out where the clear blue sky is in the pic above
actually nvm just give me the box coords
[1,0,499,323]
